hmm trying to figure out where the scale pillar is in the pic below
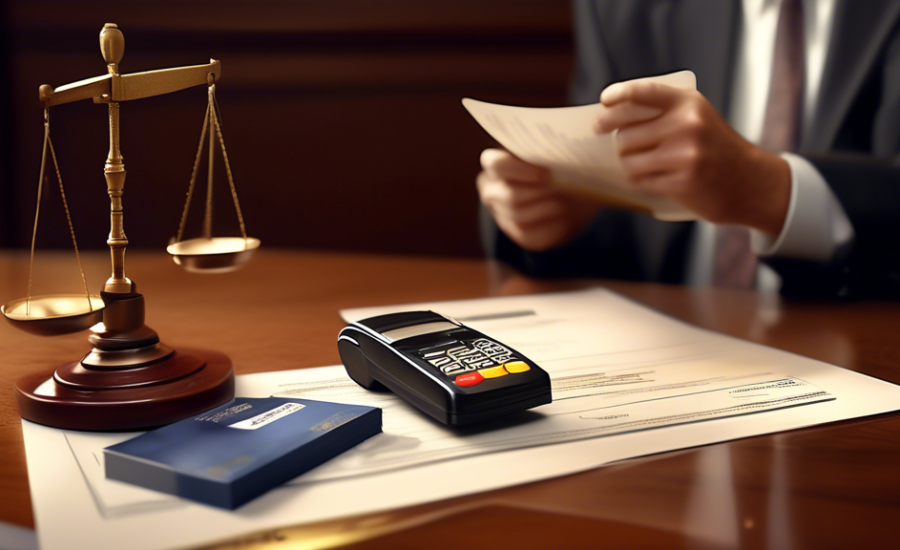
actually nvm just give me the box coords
[104,101,131,293]
[101,24,132,294]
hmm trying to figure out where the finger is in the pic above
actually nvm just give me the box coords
[600,81,687,109]
[477,172,560,208]
[612,113,677,153]
[620,147,690,181]
[480,149,550,184]
[619,143,696,180]
[619,150,669,181]
[499,216,577,252]
[593,102,665,134]
[629,172,684,195]
[490,196,571,228]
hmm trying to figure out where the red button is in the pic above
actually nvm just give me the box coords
[455,372,484,387]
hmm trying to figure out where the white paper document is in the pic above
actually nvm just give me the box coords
[23,289,900,550]
[462,70,698,221]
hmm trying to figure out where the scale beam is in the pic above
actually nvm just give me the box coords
[118,60,222,102]
[39,74,111,107]
[39,60,221,107]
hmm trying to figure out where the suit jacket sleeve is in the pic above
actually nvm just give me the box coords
[767,25,900,300]
[766,154,900,299]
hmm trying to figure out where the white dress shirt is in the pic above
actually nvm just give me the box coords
[686,0,855,289]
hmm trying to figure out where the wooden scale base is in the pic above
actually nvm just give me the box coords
[13,290,234,431]
[15,349,234,432]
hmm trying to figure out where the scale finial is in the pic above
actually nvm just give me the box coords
[100,23,124,70]
[38,84,53,104]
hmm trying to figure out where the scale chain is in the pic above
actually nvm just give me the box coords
[26,109,92,315]
[173,85,248,244]
[210,89,248,241]
[204,86,215,240]
[175,103,210,243]
[48,135,92,309]
[26,113,50,315]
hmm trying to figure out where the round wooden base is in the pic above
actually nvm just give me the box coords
[14,348,234,431]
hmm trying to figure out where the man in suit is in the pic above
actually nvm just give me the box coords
[478,0,900,299]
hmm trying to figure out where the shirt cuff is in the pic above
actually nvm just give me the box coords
[750,152,854,261]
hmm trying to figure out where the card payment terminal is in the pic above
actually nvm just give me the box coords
[338,311,551,426]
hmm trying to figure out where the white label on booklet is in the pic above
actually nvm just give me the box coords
[228,403,306,430]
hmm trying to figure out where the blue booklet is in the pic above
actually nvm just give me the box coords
[104,397,382,509]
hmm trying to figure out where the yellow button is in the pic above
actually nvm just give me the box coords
[504,361,531,373]
[479,366,508,379]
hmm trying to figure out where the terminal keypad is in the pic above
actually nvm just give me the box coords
[417,338,530,387]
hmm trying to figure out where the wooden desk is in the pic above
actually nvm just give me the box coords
[2,249,900,548]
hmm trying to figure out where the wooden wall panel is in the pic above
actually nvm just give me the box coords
[2,1,572,256]
[8,0,572,34]
[0,1,14,247]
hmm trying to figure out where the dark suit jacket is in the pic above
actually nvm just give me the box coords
[487,0,900,299]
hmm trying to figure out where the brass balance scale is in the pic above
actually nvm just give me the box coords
[1,24,260,431]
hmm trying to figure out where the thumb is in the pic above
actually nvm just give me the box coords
[600,81,686,109]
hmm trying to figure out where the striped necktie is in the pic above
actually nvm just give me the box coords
[713,0,804,288]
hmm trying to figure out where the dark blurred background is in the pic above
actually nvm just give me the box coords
[0,0,572,257]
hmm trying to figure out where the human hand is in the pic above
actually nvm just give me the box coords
[594,81,791,236]
[477,149,599,251]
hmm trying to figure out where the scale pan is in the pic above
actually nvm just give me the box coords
[1,294,105,336]
[167,237,260,274]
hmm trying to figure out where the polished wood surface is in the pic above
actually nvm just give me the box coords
[2,249,900,548]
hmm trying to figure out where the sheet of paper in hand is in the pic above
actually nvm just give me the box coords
[462,70,697,221]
